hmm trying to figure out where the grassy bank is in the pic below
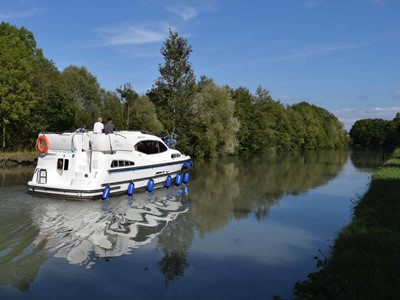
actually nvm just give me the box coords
[294,149,400,299]
[0,150,37,167]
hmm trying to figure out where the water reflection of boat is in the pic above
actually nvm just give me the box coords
[32,187,190,267]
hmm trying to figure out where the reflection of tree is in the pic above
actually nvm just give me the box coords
[0,209,47,291]
[0,166,34,187]
[157,246,189,285]
[156,193,194,285]
[189,158,241,236]
[349,149,384,172]
[190,150,349,234]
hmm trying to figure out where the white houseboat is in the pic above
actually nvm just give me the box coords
[27,130,192,199]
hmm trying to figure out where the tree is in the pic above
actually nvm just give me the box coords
[232,86,254,153]
[148,29,196,135]
[0,22,42,150]
[30,57,76,134]
[62,65,102,129]
[101,90,123,129]
[128,95,163,134]
[291,102,348,150]
[350,118,389,146]
[385,113,400,145]
[116,83,138,129]
[190,79,239,158]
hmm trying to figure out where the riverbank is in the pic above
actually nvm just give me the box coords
[294,148,400,299]
[0,151,37,168]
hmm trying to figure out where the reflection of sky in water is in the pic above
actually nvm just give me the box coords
[191,218,318,266]
[313,159,371,197]
[191,155,375,272]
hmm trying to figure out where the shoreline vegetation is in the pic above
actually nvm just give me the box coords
[0,151,37,168]
[294,148,400,299]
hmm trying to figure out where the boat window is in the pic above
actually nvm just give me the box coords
[111,160,135,168]
[134,140,168,155]
[57,159,63,170]
[57,159,69,171]
[64,159,69,170]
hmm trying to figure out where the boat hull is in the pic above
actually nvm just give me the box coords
[27,131,192,200]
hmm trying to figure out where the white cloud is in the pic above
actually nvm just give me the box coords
[333,107,400,130]
[275,40,378,61]
[166,5,197,21]
[95,23,171,46]
[0,8,40,19]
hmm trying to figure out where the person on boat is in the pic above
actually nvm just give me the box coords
[104,117,115,134]
[93,117,104,133]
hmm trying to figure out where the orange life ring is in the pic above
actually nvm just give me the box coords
[37,135,49,154]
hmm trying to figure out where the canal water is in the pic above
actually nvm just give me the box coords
[0,150,382,299]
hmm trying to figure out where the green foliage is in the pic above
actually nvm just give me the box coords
[0,22,76,149]
[30,57,76,134]
[290,102,348,150]
[189,79,239,158]
[116,83,138,129]
[115,84,163,134]
[62,65,102,129]
[129,95,163,135]
[350,118,390,146]
[0,22,41,149]
[232,88,348,154]
[101,90,123,129]
[148,28,196,136]
[232,87,254,152]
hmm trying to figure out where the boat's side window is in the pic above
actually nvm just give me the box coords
[134,140,168,154]
[135,141,147,153]
[111,160,135,168]
[158,141,168,153]
[57,159,63,170]
[57,159,69,171]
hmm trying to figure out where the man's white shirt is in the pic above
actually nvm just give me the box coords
[93,122,104,133]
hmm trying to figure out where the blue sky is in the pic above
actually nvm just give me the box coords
[1,0,399,129]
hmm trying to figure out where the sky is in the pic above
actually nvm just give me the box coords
[1,0,399,130]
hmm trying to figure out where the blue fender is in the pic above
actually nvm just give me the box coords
[165,175,172,188]
[102,186,111,200]
[127,182,135,195]
[147,179,154,192]
[175,173,182,186]
[183,172,190,184]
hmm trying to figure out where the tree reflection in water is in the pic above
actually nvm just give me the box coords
[155,150,350,284]
[189,150,349,235]
[2,150,376,290]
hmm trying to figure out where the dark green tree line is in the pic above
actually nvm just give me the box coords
[349,115,400,147]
